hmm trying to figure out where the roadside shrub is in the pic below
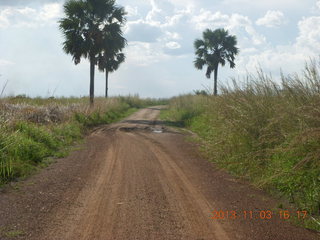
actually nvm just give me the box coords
[6,132,49,164]
[15,122,60,150]
[52,122,83,145]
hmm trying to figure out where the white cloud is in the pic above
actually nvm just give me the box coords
[145,0,165,27]
[238,48,306,76]
[125,5,138,17]
[0,7,34,28]
[191,10,229,30]
[125,41,170,66]
[124,0,191,42]
[222,0,311,10]
[16,7,36,16]
[237,1,320,77]
[166,41,181,49]
[164,31,180,40]
[0,59,14,66]
[124,0,193,56]
[244,26,266,45]
[256,10,286,28]
[0,3,62,29]
[0,8,10,28]
[125,20,163,42]
[166,0,195,8]
[296,16,320,54]
[236,15,320,77]
[241,48,258,54]
[142,0,193,29]
[38,3,62,21]
[162,7,193,27]
[191,10,266,46]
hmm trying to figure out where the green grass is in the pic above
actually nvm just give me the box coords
[161,60,320,231]
[4,230,24,238]
[0,226,25,239]
[0,96,165,184]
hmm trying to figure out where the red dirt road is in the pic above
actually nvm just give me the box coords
[0,107,319,240]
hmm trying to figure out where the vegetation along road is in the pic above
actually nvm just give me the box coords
[0,107,319,240]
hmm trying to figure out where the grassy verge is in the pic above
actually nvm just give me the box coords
[161,61,320,231]
[0,95,164,184]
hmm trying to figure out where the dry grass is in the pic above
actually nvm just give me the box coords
[0,95,164,184]
[162,60,320,229]
[0,97,126,124]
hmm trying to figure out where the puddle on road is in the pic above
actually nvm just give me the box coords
[152,129,163,133]
[119,126,165,133]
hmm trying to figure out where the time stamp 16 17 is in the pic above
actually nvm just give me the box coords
[210,210,308,220]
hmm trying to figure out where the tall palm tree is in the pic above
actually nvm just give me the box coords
[59,0,126,105]
[98,51,125,98]
[97,7,127,98]
[194,28,239,96]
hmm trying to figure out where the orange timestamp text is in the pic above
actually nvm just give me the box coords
[210,210,308,220]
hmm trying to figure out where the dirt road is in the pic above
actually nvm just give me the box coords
[0,107,319,240]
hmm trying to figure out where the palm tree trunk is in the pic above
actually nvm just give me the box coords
[105,71,109,98]
[213,65,218,96]
[89,57,95,106]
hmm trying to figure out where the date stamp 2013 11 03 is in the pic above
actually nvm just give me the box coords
[210,210,308,220]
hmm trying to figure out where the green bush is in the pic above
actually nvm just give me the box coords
[52,122,83,145]
[0,131,48,182]
[15,122,60,150]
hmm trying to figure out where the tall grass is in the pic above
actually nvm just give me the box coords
[0,95,164,184]
[162,60,320,226]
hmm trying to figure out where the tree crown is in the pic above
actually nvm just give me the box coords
[59,0,126,65]
[194,28,239,78]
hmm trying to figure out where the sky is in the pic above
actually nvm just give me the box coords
[0,0,320,98]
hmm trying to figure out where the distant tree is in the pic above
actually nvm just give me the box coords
[194,28,239,95]
[194,90,208,96]
[97,10,127,98]
[59,0,126,105]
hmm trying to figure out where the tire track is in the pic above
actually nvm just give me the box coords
[130,132,230,240]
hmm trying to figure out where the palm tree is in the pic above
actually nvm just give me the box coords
[98,51,125,98]
[59,0,126,105]
[194,28,239,95]
[97,7,127,98]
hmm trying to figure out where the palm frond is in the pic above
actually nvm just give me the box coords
[110,6,126,24]
[194,39,205,49]
[206,66,214,79]
[194,57,206,70]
